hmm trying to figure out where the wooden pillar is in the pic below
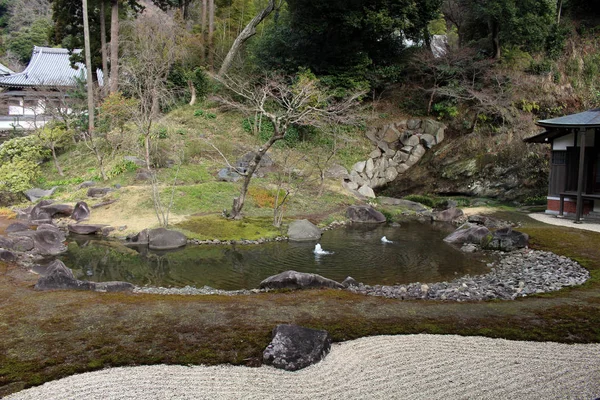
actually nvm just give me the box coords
[575,127,586,223]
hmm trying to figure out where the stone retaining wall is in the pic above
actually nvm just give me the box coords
[344,118,446,197]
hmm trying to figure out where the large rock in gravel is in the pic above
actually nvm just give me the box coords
[483,227,529,252]
[287,219,322,242]
[443,223,492,245]
[260,270,344,290]
[68,224,106,235]
[148,228,187,250]
[263,324,332,371]
[346,205,386,224]
[71,201,91,221]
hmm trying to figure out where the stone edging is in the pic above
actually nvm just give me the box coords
[132,248,590,301]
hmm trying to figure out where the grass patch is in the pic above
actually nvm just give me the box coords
[175,215,282,240]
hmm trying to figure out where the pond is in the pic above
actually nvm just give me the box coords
[60,221,491,290]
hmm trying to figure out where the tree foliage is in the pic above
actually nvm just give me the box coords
[0,136,49,193]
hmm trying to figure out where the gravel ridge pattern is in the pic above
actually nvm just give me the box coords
[6,335,600,400]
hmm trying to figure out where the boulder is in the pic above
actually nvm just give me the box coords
[342,180,359,191]
[422,119,444,136]
[148,228,187,250]
[24,187,57,202]
[483,227,529,252]
[432,207,464,223]
[407,119,421,130]
[443,223,492,245]
[435,127,445,144]
[369,149,382,159]
[411,144,426,158]
[346,205,386,223]
[217,168,242,182]
[384,168,398,182]
[41,203,74,218]
[421,134,436,149]
[0,249,17,262]
[68,224,106,235]
[382,126,401,143]
[10,227,66,255]
[341,276,359,287]
[135,169,153,181]
[352,161,366,174]
[259,270,344,290]
[392,151,409,164]
[263,324,332,371]
[77,181,97,190]
[467,215,511,229]
[71,201,91,221]
[87,187,113,198]
[5,222,31,233]
[124,155,146,166]
[34,260,95,291]
[365,158,375,179]
[358,185,376,198]
[30,200,55,222]
[396,164,410,174]
[288,220,322,242]
[127,229,150,246]
[0,236,35,252]
[324,164,349,179]
[378,197,428,212]
[400,133,420,147]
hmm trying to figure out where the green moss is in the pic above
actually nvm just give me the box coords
[175,215,282,240]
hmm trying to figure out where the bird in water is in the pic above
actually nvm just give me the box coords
[381,236,394,244]
[313,243,334,255]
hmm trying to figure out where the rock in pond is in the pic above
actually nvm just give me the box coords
[346,205,386,224]
[432,207,464,223]
[259,270,344,290]
[287,219,322,242]
[148,228,187,250]
[9,225,66,255]
[263,324,332,371]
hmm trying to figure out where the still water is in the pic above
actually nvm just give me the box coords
[61,222,490,290]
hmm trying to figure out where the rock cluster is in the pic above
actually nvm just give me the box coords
[35,260,134,292]
[344,119,446,197]
[133,285,253,296]
[345,249,589,301]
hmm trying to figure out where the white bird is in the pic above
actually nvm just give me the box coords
[313,243,333,255]
[381,236,394,244]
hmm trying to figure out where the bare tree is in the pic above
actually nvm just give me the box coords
[208,0,215,71]
[120,13,183,170]
[217,0,283,77]
[214,72,364,219]
[100,0,109,95]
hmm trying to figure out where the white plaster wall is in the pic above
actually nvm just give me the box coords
[553,133,574,150]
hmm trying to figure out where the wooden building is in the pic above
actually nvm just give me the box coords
[524,109,600,222]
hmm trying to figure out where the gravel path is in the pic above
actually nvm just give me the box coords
[528,212,600,233]
[6,335,600,400]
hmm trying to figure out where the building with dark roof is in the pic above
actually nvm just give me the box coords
[0,46,97,130]
[524,109,600,222]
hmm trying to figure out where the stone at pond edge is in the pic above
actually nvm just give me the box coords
[259,270,344,290]
[263,324,332,371]
[71,201,91,221]
[346,205,386,224]
[68,224,106,235]
[483,227,529,252]
[148,228,187,250]
[35,260,95,291]
[288,219,322,242]
[35,260,134,292]
[41,203,74,218]
[431,207,464,223]
[29,200,54,222]
[5,222,30,233]
[443,223,492,245]
[9,226,66,256]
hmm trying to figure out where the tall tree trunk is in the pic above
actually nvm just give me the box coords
[110,0,119,93]
[230,130,283,219]
[218,0,276,77]
[208,0,215,72]
[100,0,108,96]
[201,0,207,62]
[489,18,500,59]
[82,0,95,132]
[557,0,563,24]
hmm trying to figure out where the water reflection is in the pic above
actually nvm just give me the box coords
[61,221,489,290]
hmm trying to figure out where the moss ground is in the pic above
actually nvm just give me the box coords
[1,211,600,396]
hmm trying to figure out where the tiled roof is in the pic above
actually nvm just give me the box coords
[0,63,14,76]
[537,109,600,128]
[0,46,87,88]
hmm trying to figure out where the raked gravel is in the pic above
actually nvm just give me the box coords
[6,334,600,400]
